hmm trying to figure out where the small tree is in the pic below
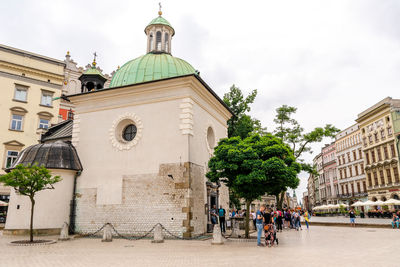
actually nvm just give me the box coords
[273,105,339,208]
[0,164,61,242]
[207,134,301,238]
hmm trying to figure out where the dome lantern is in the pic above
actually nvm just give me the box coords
[144,6,174,54]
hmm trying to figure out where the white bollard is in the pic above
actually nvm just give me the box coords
[152,224,164,243]
[230,219,240,238]
[102,224,113,242]
[59,222,70,241]
[211,224,224,245]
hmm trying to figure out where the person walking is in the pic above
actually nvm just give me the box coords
[251,210,256,229]
[391,212,399,229]
[276,210,283,232]
[349,208,356,227]
[218,205,226,233]
[210,205,218,229]
[256,205,266,246]
[303,210,310,229]
[284,209,291,229]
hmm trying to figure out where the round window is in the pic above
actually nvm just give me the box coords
[123,124,137,141]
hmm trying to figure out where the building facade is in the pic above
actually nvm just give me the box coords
[59,53,113,121]
[314,153,322,206]
[335,124,367,205]
[307,173,315,210]
[5,11,232,237]
[0,44,64,199]
[356,97,400,202]
[321,142,338,204]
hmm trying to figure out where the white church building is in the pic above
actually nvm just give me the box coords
[4,10,232,238]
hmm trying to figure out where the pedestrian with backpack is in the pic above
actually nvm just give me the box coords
[218,205,226,233]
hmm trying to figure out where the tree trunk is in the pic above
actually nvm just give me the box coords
[276,191,285,210]
[29,196,35,242]
[245,200,251,238]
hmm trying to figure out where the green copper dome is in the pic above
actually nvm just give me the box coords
[109,53,196,88]
[146,16,175,35]
[84,66,105,78]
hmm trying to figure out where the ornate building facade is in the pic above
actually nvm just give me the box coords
[0,44,64,201]
[321,142,338,204]
[335,124,367,205]
[356,97,400,202]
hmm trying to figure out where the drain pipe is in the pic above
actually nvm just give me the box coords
[69,170,81,235]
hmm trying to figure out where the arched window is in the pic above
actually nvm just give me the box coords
[164,32,169,52]
[149,33,154,51]
[156,31,162,51]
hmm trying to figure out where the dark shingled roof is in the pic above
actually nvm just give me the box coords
[7,140,82,172]
[41,119,73,142]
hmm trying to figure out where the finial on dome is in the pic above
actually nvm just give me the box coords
[92,52,97,67]
[158,2,162,16]
[67,51,70,56]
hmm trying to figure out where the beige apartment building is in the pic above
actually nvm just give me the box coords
[0,44,64,197]
[356,97,400,202]
[335,124,368,205]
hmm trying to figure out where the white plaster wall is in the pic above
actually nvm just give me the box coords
[189,96,230,230]
[5,169,75,230]
[74,98,189,205]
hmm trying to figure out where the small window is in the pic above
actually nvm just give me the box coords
[164,32,169,52]
[149,33,154,50]
[156,31,162,51]
[67,111,74,120]
[14,86,27,102]
[38,118,49,129]
[5,151,18,168]
[123,124,137,141]
[11,114,23,131]
[41,91,53,106]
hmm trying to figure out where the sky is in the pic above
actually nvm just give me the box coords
[2,0,400,201]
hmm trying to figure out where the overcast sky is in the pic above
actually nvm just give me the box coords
[2,0,400,201]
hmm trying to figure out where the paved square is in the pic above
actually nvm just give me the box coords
[1,226,399,267]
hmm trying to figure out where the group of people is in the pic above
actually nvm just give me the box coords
[255,205,310,247]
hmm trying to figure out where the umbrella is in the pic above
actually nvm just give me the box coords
[383,199,400,205]
[374,200,385,206]
[360,200,375,206]
[338,203,349,207]
[351,201,364,207]
[312,206,320,210]
[0,200,8,206]
[326,204,337,209]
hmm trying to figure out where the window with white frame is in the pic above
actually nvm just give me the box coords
[41,91,53,106]
[5,150,18,168]
[38,118,50,129]
[10,114,23,131]
[14,86,28,102]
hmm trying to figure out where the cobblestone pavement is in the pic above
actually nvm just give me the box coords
[1,226,399,267]
[309,216,391,225]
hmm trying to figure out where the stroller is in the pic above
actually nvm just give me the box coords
[264,223,279,247]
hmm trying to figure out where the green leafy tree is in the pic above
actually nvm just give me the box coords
[207,134,301,238]
[0,164,61,242]
[273,105,339,208]
[223,85,266,139]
